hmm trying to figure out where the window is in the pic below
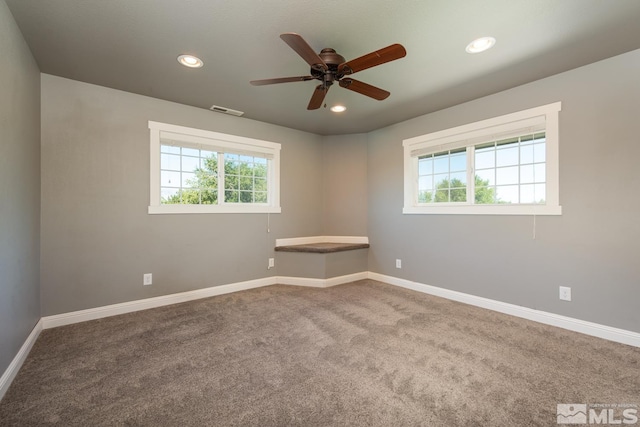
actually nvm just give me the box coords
[149,121,281,214]
[403,102,561,215]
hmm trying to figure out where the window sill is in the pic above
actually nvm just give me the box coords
[403,204,562,215]
[148,205,281,214]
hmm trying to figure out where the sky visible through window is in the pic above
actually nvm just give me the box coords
[418,132,546,204]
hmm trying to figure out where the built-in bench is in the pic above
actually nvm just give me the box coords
[275,236,369,282]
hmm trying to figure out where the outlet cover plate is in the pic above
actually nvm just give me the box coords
[559,286,571,301]
[143,273,153,286]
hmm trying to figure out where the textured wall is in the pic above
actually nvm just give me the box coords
[367,49,640,332]
[40,74,324,315]
[0,1,41,375]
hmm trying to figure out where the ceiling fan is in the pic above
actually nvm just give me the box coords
[250,33,407,110]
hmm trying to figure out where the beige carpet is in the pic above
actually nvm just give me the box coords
[1,280,638,426]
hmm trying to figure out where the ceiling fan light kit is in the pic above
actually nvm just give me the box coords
[250,33,406,110]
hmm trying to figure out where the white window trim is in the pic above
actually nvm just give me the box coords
[403,102,562,215]
[148,121,281,214]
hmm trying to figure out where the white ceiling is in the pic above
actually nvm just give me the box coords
[7,0,640,135]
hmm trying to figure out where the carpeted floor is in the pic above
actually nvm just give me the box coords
[0,280,638,426]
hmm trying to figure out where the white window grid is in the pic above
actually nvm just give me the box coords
[149,121,281,214]
[403,102,561,215]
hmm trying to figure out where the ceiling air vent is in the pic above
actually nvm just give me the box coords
[209,105,244,117]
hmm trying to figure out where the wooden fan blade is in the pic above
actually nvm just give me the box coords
[339,44,406,75]
[307,85,329,110]
[280,33,328,71]
[250,76,315,86]
[339,78,390,100]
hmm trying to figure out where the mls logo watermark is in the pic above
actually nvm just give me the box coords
[558,403,638,425]
[558,404,587,424]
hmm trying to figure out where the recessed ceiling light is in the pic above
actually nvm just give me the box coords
[465,37,496,54]
[177,54,204,68]
[330,105,346,113]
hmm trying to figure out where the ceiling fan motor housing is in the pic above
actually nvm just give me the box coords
[311,48,346,85]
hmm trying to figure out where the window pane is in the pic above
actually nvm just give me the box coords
[496,166,518,185]
[475,186,496,204]
[181,156,200,172]
[239,163,253,177]
[161,187,180,204]
[239,176,253,191]
[254,164,267,178]
[520,184,536,203]
[496,146,519,167]
[534,164,546,183]
[475,151,495,169]
[450,153,466,172]
[434,189,449,203]
[449,187,466,202]
[201,189,217,204]
[418,158,432,175]
[535,184,546,203]
[475,169,495,186]
[181,172,196,188]
[161,171,180,187]
[434,155,449,174]
[225,161,239,175]
[534,143,546,163]
[239,191,253,203]
[225,175,238,190]
[255,192,268,203]
[161,145,180,154]
[199,175,217,189]
[418,190,432,203]
[255,178,267,192]
[520,165,534,184]
[225,190,239,203]
[161,153,181,170]
[496,185,519,203]
[182,147,199,157]
[418,176,432,191]
[520,145,534,164]
[434,173,449,188]
[450,171,467,186]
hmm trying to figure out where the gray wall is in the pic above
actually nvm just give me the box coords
[40,74,324,315]
[367,49,640,332]
[321,134,368,236]
[0,1,41,374]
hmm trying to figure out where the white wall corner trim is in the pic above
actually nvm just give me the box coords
[0,319,43,401]
[367,272,640,348]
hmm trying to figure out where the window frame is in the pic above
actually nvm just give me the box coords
[403,102,562,215]
[148,121,281,214]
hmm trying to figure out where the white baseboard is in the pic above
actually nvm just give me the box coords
[278,271,368,288]
[41,277,277,329]
[0,319,42,401]
[368,272,640,348]
[40,272,369,329]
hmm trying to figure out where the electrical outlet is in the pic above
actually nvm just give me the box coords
[143,273,152,286]
[268,258,275,269]
[559,286,571,301]
[396,259,402,269]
